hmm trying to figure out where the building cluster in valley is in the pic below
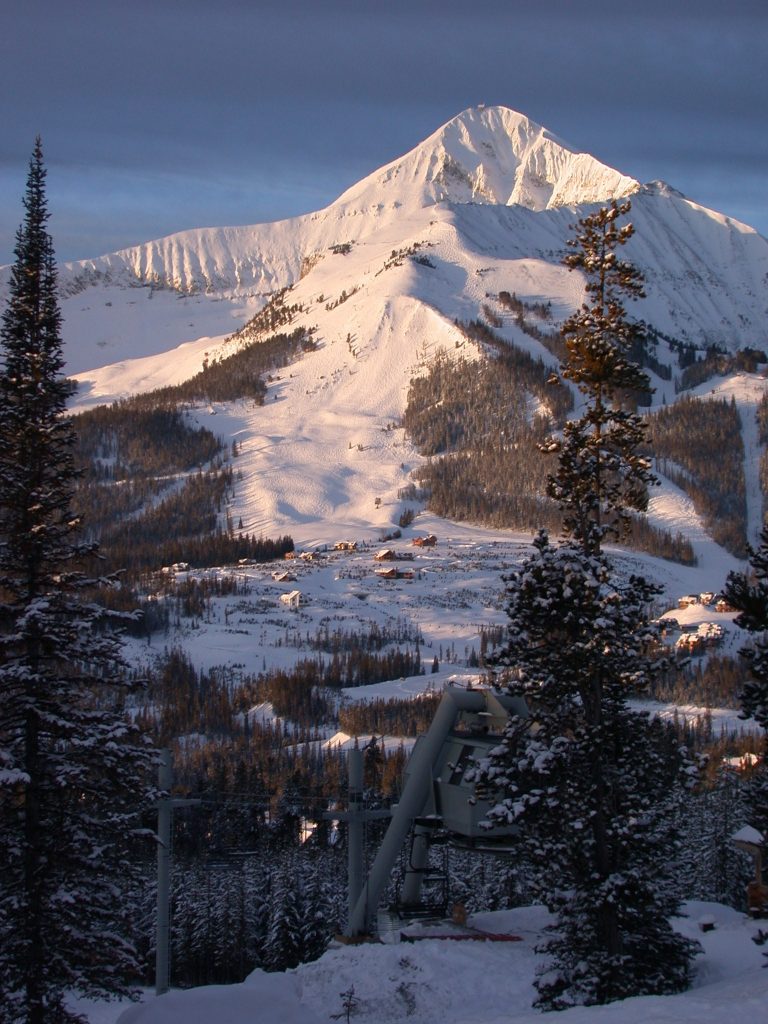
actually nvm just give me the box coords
[661,590,736,657]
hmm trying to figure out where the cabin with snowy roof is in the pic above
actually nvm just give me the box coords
[374,566,416,580]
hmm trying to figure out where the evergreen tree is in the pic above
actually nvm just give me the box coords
[263,863,305,971]
[300,866,334,964]
[677,770,750,907]
[724,527,768,837]
[481,201,698,1009]
[548,199,654,556]
[0,140,153,1023]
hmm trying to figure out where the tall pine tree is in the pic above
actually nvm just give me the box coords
[547,199,654,555]
[481,200,698,1009]
[0,140,153,1024]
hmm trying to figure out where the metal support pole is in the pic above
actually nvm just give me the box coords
[324,745,391,939]
[402,823,432,907]
[155,748,172,996]
[348,746,364,928]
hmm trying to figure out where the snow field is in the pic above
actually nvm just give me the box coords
[74,901,767,1024]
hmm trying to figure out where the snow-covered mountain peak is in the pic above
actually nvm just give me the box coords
[335,105,640,213]
[4,102,765,366]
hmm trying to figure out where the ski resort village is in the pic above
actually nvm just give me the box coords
[2,70,768,1024]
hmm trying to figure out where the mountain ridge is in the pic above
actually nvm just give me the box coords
[5,105,768,567]
[18,104,761,363]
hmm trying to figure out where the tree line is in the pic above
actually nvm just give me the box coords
[404,344,695,564]
[645,394,747,556]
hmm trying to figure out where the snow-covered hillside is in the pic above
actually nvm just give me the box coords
[6,104,767,566]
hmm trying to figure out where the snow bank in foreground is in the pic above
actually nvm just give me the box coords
[106,901,766,1024]
[115,971,325,1024]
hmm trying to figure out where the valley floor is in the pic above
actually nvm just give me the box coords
[127,512,752,725]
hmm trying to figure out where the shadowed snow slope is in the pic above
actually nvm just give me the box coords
[101,902,768,1024]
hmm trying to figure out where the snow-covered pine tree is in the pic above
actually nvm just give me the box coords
[676,769,750,907]
[300,863,334,964]
[0,140,153,1024]
[263,862,305,971]
[723,526,768,839]
[481,200,699,1009]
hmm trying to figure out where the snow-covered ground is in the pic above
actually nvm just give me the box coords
[121,512,760,749]
[125,513,741,679]
[68,901,767,1024]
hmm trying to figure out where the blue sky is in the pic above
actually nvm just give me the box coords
[1,0,766,264]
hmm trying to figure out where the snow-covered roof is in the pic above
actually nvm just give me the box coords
[732,824,765,846]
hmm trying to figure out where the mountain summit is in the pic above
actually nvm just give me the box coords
[3,103,766,383]
[336,105,639,212]
[45,106,647,302]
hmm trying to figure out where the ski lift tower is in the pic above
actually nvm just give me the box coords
[345,685,526,939]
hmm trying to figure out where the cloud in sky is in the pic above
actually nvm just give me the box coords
[1,0,766,262]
